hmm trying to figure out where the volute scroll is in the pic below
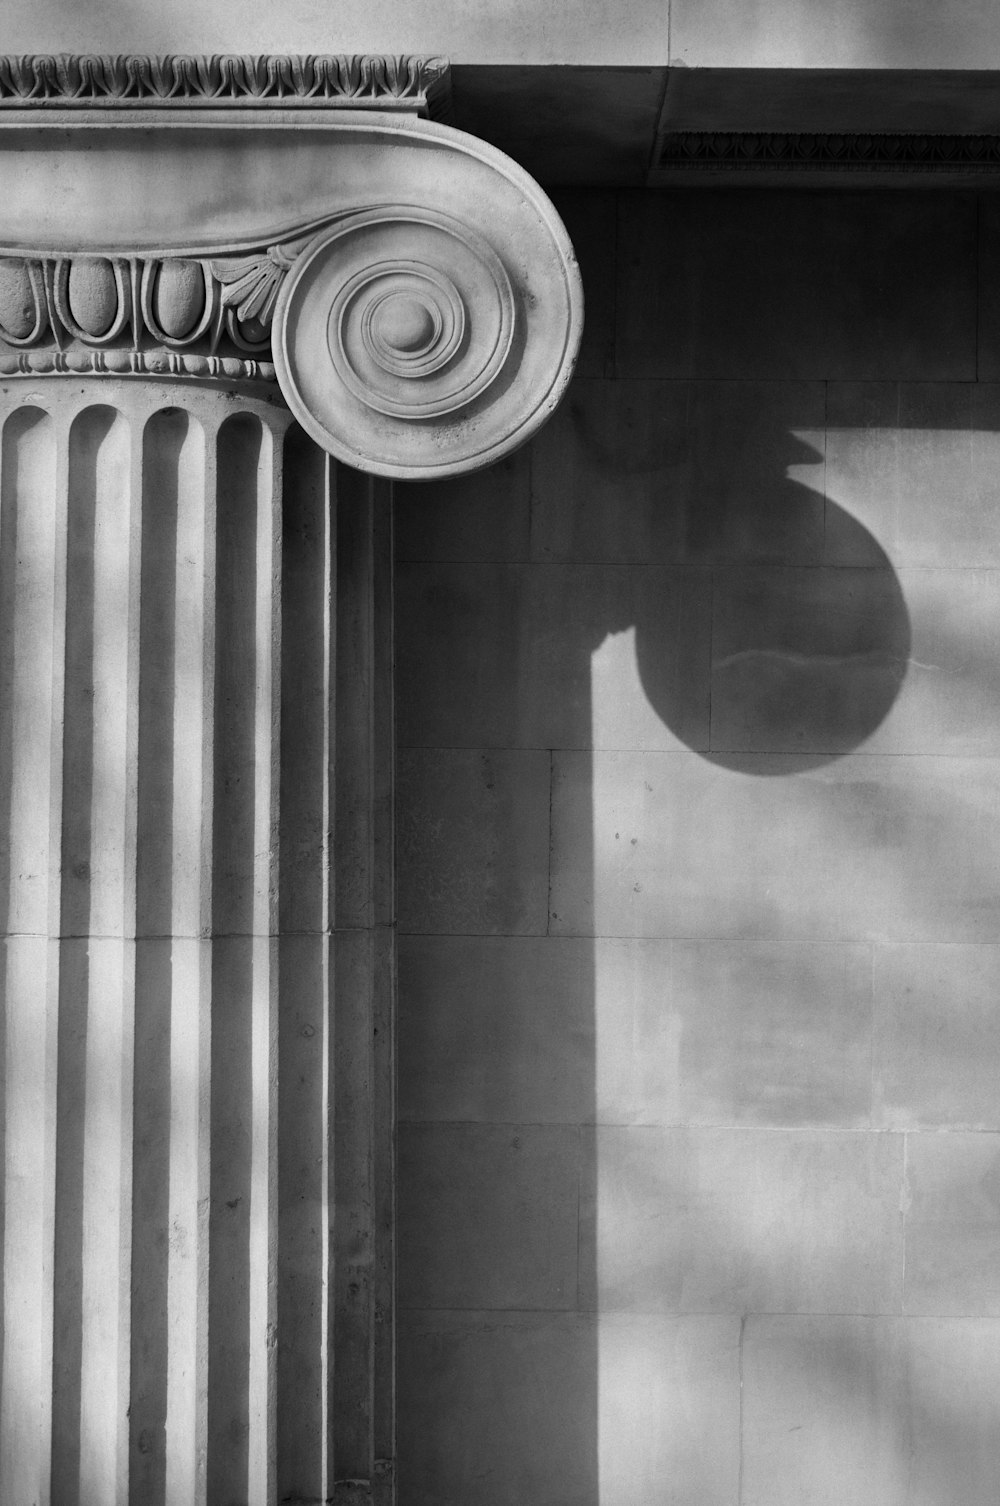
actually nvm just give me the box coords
[272,184,582,479]
[0,72,583,479]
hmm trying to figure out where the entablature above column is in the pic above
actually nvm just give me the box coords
[0,54,583,478]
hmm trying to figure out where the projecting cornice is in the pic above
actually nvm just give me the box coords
[0,55,582,478]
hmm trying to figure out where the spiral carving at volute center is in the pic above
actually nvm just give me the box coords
[273,206,522,474]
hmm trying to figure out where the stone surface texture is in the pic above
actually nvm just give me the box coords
[396,187,1000,1504]
[0,67,585,1506]
[8,0,1000,70]
[0,380,398,1506]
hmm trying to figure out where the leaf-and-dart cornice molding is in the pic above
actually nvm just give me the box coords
[0,58,582,479]
[0,53,450,114]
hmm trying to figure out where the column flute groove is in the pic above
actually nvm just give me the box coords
[0,402,67,1506]
[0,52,582,1506]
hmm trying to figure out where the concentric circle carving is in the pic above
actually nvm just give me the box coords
[272,200,577,479]
[322,225,513,422]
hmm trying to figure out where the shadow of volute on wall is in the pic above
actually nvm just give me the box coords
[632,439,911,772]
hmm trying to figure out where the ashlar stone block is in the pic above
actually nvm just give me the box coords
[616,192,976,382]
[873,943,1000,1130]
[743,1315,1000,1506]
[396,561,711,752]
[398,1310,741,1506]
[579,1125,904,1314]
[397,747,551,935]
[552,750,1000,943]
[826,383,1000,567]
[904,1132,1000,1315]
[397,1124,580,1311]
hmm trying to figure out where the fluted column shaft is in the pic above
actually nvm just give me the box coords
[0,52,582,1506]
[0,375,393,1506]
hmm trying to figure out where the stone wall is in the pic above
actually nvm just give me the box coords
[9,0,1000,68]
[393,186,1000,1504]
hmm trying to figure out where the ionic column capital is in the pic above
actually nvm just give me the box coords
[0,55,583,478]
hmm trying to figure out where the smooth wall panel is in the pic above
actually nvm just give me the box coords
[529,379,826,566]
[398,935,595,1126]
[671,0,1000,69]
[743,1316,1000,1506]
[394,447,531,564]
[903,1132,1000,1316]
[394,186,999,1506]
[396,748,551,935]
[397,1123,580,1311]
[826,383,1000,567]
[873,943,1000,1130]
[665,941,873,1128]
[711,565,1000,758]
[396,562,711,752]
[580,1126,904,1315]
[546,192,617,378]
[398,1312,604,1506]
[398,1311,741,1506]
[551,750,1000,942]
[398,935,873,1129]
[0,0,672,65]
[615,192,977,381]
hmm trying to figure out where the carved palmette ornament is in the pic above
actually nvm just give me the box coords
[272,206,578,479]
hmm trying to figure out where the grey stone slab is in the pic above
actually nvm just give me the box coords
[671,0,1000,68]
[593,939,873,1129]
[579,1126,904,1314]
[396,1124,580,1311]
[904,1132,1000,1315]
[529,378,826,565]
[596,939,873,1129]
[394,446,531,563]
[712,565,1000,758]
[397,1309,741,1506]
[615,192,976,381]
[874,944,1000,1130]
[397,1310,598,1506]
[825,383,1000,567]
[398,937,872,1130]
[395,561,711,751]
[0,2,674,65]
[661,67,1000,135]
[903,1317,1000,1506]
[668,941,873,1128]
[710,566,910,757]
[743,1315,1000,1506]
[550,750,1000,943]
[397,748,551,935]
[743,1317,908,1506]
[594,1313,741,1506]
[397,935,596,1126]
[395,564,532,748]
[978,198,1000,384]
[546,190,617,372]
